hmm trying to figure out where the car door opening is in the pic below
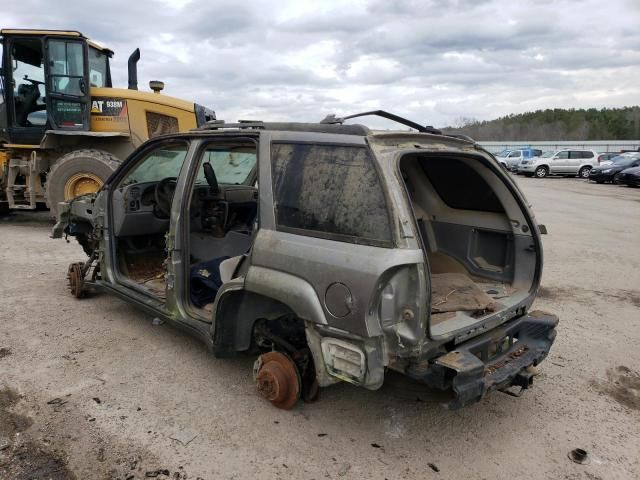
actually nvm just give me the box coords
[110,142,189,299]
[185,143,258,315]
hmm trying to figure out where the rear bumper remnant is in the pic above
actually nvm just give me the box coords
[432,310,558,409]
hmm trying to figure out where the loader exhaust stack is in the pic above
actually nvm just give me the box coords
[128,48,140,90]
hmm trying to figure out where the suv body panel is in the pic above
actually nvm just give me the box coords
[52,122,558,409]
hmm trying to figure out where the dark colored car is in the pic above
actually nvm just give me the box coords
[589,155,640,183]
[615,165,640,187]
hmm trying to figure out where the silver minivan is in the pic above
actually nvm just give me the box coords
[52,112,558,410]
[518,149,599,178]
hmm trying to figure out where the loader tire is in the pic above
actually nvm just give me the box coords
[46,149,120,218]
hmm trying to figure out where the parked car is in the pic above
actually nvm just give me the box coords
[518,149,599,178]
[600,151,640,167]
[51,112,558,411]
[589,154,640,183]
[495,148,543,171]
[511,150,549,175]
[614,165,640,187]
[597,152,621,165]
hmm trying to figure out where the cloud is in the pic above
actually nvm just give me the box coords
[2,0,638,128]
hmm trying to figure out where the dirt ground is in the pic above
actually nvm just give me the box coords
[1,176,639,480]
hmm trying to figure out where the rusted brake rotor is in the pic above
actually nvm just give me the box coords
[254,351,301,410]
[67,262,85,298]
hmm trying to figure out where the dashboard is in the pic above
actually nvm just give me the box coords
[112,180,258,238]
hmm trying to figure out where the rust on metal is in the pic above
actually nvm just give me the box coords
[484,344,529,375]
[255,351,301,410]
[67,262,85,298]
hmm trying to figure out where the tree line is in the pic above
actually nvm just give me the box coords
[442,106,640,141]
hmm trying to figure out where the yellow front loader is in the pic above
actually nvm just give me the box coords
[0,29,215,215]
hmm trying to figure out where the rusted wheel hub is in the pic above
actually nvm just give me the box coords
[254,352,301,410]
[67,262,85,298]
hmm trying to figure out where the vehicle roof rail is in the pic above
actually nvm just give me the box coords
[320,110,442,135]
[197,120,265,131]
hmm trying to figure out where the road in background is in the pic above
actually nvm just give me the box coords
[1,177,639,479]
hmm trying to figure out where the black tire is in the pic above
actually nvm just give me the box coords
[46,149,120,217]
[534,166,548,178]
[578,166,591,179]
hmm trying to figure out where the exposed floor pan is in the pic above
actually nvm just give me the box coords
[118,249,167,300]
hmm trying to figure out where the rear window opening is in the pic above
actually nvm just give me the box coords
[399,153,538,337]
[418,157,505,213]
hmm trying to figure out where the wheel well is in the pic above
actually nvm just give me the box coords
[42,134,135,161]
[212,290,300,357]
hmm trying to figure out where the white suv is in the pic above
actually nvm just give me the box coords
[518,149,599,178]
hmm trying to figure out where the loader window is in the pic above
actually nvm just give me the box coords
[9,38,47,127]
[88,47,109,87]
[45,38,88,128]
[48,40,85,96]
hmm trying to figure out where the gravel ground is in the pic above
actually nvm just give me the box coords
[1,176,639,480]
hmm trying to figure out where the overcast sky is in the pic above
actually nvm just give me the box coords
[3,0,639,128]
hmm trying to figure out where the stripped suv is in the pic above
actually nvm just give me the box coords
[52,111,558,410]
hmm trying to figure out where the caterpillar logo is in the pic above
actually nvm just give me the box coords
[91,98,128,118]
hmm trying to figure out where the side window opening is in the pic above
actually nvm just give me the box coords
[418,157,505,213]
[195,147,256,186]
[271,143,392,246]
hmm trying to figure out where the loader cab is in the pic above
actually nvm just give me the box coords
[0,29,112,145]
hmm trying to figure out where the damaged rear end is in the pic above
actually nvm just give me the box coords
[371,133,558,408]
[433,311,557,408]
